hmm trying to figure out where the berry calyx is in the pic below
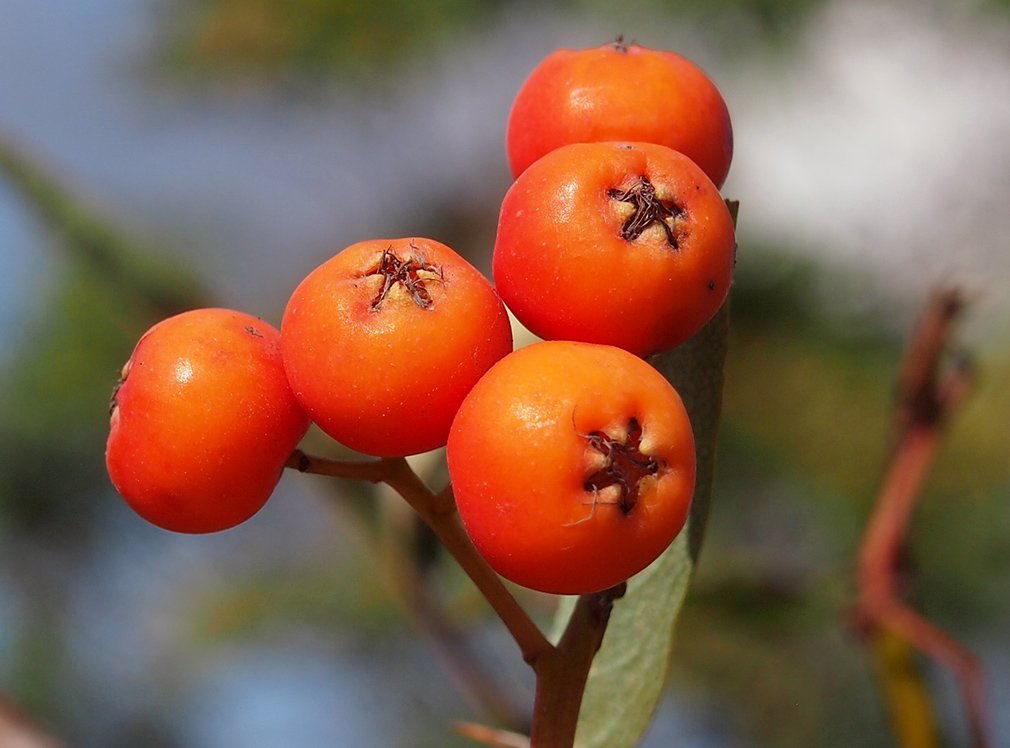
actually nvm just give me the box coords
[367,245,443,310]
[582,418,661,517]
[608,176,685,248]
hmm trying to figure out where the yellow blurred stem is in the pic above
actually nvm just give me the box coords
[870,629,940,748]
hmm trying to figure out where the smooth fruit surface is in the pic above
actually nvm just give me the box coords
[281,237,514,457]
[493,140,736,357]
[447,340,696,595]
[506,40,733,187]
[106,308,310,533]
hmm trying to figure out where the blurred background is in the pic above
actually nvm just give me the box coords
[1,0,1009,746]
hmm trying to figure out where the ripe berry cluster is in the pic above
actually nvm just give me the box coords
[106,40,735,595]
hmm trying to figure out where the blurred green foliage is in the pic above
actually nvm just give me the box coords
[0,266,138,531]
[164,0,827,81]
[0,140,206,534]
[165,0,508,80]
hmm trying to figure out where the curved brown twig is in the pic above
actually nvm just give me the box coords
[853,289,990,748]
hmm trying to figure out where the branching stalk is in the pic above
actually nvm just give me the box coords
[288,450,630,747]
[287,451,552,666]
[853,289,991,748]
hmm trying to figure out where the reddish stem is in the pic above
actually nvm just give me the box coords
[853,289,991,748]
[289,451,627,747]
[288,451,552,666]
[528,585,625,748]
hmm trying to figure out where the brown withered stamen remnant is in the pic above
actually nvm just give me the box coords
[367,246,442,311]
[108,379,122,415]
[109,361,129,415]
[608,176,685,249]
[582,418,659,515]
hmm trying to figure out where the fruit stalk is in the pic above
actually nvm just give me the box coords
[528,585,625,748]
[288,452,553,665]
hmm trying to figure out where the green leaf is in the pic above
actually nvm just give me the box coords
[551,302,730,748]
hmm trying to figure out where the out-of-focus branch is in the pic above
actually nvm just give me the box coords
[0,692,64,748]
[377,496,531,732]
[869,630,940,748]
[455,720,532,748]
[0,134,206,317]
[853,289,991,748]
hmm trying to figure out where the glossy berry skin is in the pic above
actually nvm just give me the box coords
[281,237,514,457]
[447,340,696,595]
[106,308,310,534]
[493,140,736,358]
[506,40,733,187]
